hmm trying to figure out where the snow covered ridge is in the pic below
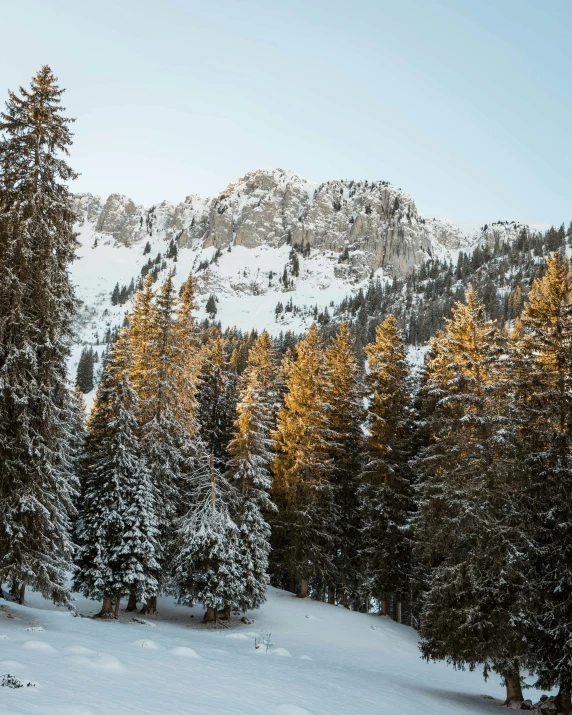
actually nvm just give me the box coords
[69,169,532,352]
[73,168,475,279]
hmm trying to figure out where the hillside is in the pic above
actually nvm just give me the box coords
[0,587,545,714]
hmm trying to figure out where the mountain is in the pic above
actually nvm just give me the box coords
[69,167,545,385]
[75,168,470,276]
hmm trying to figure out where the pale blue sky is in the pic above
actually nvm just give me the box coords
[2,0,571,224]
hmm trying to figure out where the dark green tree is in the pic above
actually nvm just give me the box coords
[0,67,78,604]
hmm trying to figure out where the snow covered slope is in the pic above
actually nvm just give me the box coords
[0,587,540,714]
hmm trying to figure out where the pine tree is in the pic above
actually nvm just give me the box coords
[513,252,572,710]
[361,315,413,619]
[323,322,364,607]
[76,347,94,393]
[74,330,160,617]
[68,386,87,491]
[172,273,201,439]
[416,288,529,705]
[198,331,237,470]
[129,274,157,408]
[132,272,188,612]
[0,67,78,605]
[271,324,334,597]
[172,453,241,624]
[205,294,217,318]
[226,331,277,611]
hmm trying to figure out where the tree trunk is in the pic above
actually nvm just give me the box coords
[328,585,335,604]
[219,605,231,620]
[395,601,402,624]
[114,595,121,619]
[125,592,137,612]
[18,584,25,606]
[98,596,115,619]
[381,599,388,616]
[140,596,157,614]
[297,578,309,598]
[203,607,219,624]
[340,591,349,609]
[503,670,523,706]
[556,690,572,715]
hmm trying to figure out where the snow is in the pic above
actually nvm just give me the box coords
[0,587,541,714]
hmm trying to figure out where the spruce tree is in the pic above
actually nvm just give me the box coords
[68,386,87,492]
[271,324,334,597]
[0,67,78,605]
[130,272,188,613]
[361,315,413,619]
[226,331,277,611]
[172,273,201,439]
[172,453,241,624]
[324,322,364,607]
[198,331,237,470]
[513,252,572,710]
[416,288,529,705]
[76,347,94,393]
[74,330,160,617]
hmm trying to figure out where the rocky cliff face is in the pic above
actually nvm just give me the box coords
[73,168,472,278]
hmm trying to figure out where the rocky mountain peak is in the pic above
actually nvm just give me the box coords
[73,168,478,278]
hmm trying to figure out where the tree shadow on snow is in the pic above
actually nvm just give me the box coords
[403,681,502,713]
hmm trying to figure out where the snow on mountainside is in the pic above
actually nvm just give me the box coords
[0,586,544,714]
[69,168,531,380]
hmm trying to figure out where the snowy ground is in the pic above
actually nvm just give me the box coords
[0,587,537,714]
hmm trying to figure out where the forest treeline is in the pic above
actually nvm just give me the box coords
[2,68,572,713]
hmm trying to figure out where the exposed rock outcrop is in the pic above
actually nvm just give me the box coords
[73,168,475,278]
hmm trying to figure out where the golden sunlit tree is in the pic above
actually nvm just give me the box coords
[271,323,334,598]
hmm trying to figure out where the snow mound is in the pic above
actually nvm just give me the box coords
[23,640,55,652]
[171,646,200,658]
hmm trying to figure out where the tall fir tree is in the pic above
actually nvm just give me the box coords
[0,67,78,604]
[68,386,87,493]
[172,452,241,624]
[75,346,94,393]
[323,321,364,607]
[172,273,201,440]
[416,288,529,705]
[129,271,189,613]
[271,324,334,597]
[226,331,277,611]
[513,251,572,711]
[361,315,413,619]
[198,330,237,470]
[74,330,160,618]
